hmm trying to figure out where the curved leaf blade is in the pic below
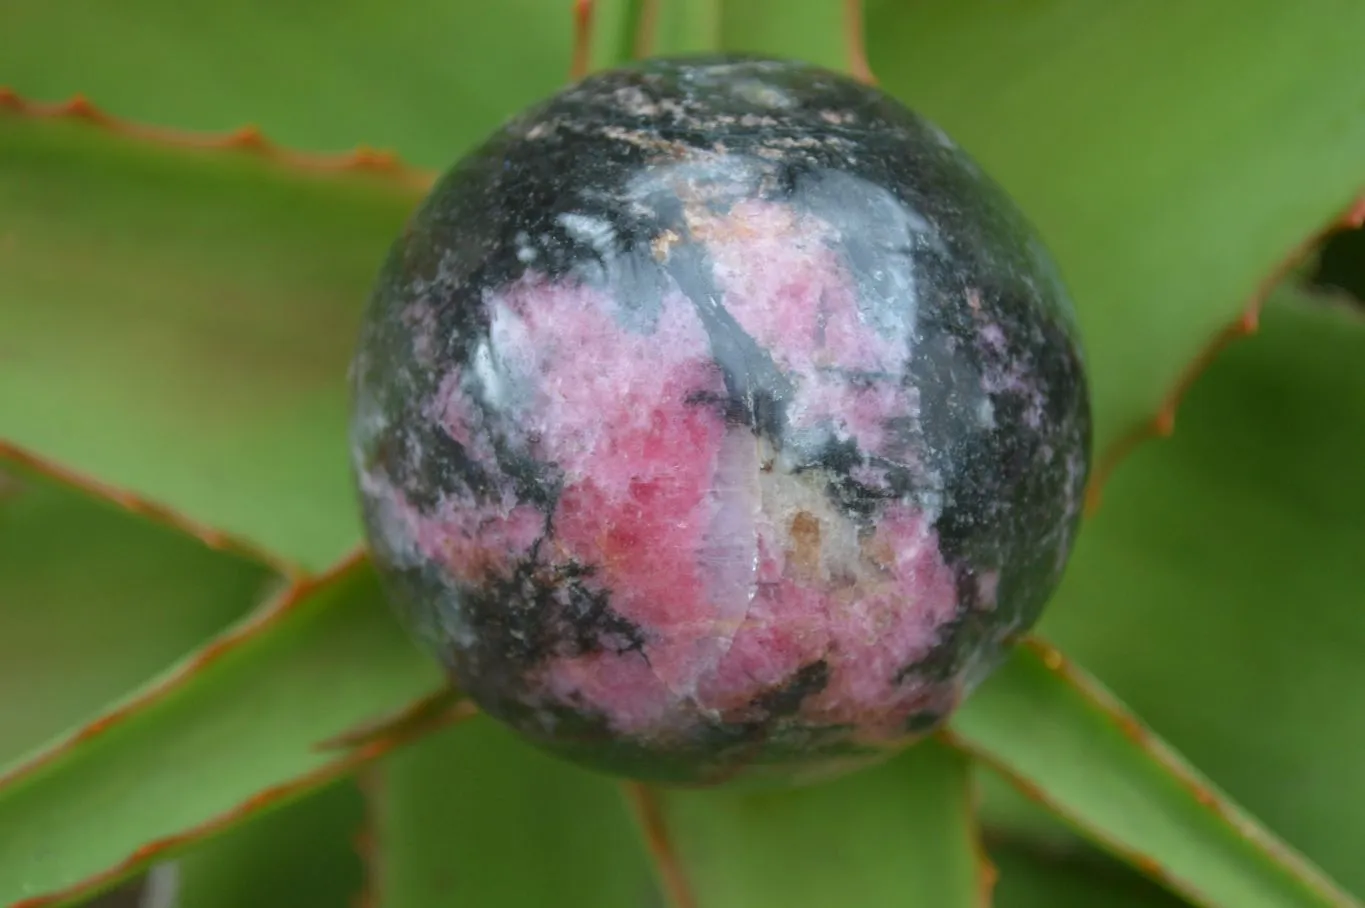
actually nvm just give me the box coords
[619,0,850,70]
[718,1,851,72]
[634,0,721,57]
[0,470,270,767]
[991,841,1186,908]
[948,640,1358,908]
[1036,287,1365,898]
[373,715,658,908]
[3,0,859,168]
[656,741,983,908]
[0,112,415,568]
[176,781,367,908]
[0,563,439,906]
[867,1,1365,457]
[0,0,580,169]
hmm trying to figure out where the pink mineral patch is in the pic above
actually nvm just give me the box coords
[482,275,753,709]
[429,367,479,452]
[355,473,542,587]
[977,314,1047,430]
[703,198,919,460]
[542,484,961,738]
[543,649,674,733]
[417,495,545,580]
[698,502,960,736]
[433,262,962,742]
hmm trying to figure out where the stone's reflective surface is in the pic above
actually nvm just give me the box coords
[350,55,1091,785]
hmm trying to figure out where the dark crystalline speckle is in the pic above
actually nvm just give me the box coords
[350,55,1092,786]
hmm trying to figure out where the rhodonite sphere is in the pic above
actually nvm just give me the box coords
[350,55,1091,785]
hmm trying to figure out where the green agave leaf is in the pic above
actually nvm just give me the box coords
[373,714,657,907]
[1037,289,1365,898]
[867,0,1365,456]
[74,875,160,908]
[976,769,1082,856]
[0,0,581,169]
[0,3,854,571]
[616,0,847,70]
[1,0,857,171]
[657,741,982,907]
[0,563,439,906]
[177,780,366,908]
[0,113,414,569]
[632,0,721,56]
[0,469,269,766]
[949,641,1358,908]
[718,0,852,72]
[991,842,1186,908]
[0,0,867,177]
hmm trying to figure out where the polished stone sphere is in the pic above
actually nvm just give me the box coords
[350,55,1091,785]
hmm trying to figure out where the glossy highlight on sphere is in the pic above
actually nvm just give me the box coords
[350,55,1091,785]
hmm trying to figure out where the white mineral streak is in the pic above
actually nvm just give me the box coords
[613,84,661,118]
[688,428,764,705]
[697,188,946,523]
[798,169,934,352]
[976,396,996,430]
[471,340,506,409]
[557,212,618,258]
[514,229,538,263]
[729,78,796,110]
[480,298,539,415]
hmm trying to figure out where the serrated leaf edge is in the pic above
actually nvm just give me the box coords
[572,0,596,81]
[0,439,302,577]
[0,548,368,794]
[622,782,698,908]
[351,768,386,908]
[631,0,661,59]
[0,87,436,193]
[620,749,990,908]
[1086,192,1365,513]
[843,0,875,84]
[967,773,999,907]
[5,699,475,908]
[940,637,1363,908]
[314,685,471,753]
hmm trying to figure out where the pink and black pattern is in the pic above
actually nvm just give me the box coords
[350,56,1091,785]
